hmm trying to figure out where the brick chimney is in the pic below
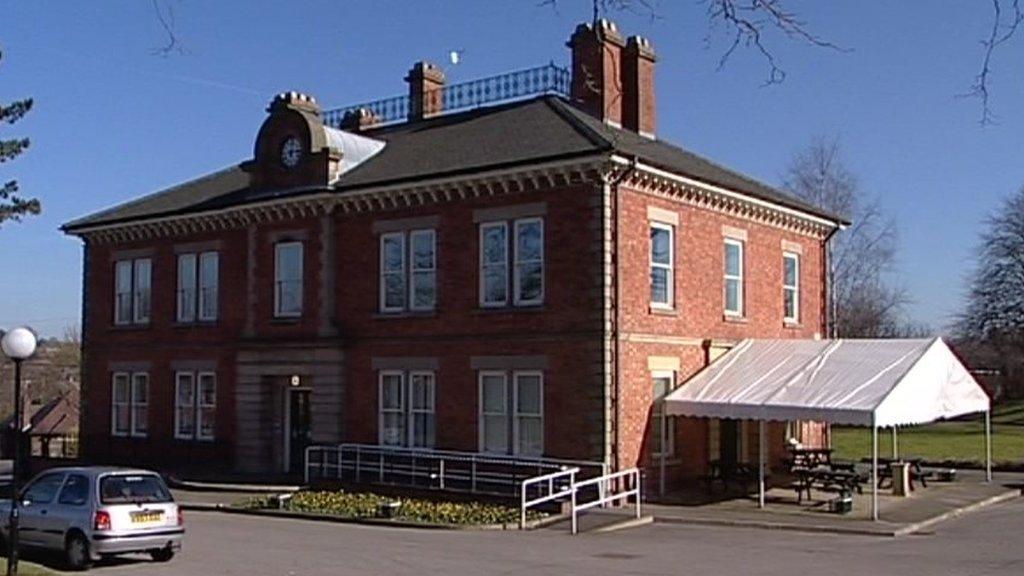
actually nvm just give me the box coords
[405,61,445,121]
[622,35,657,138]
[567,19,625,127]
[340,107,380,132]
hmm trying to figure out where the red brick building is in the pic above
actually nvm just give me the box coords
[62,20,845,487]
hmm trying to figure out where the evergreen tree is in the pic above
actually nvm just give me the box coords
[1,45,40,227]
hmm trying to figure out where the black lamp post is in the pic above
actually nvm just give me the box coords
[1,327,37,576]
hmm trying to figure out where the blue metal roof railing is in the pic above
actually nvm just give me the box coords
[323,63,571,129]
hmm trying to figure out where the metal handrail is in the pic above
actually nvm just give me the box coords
[570,468,642,535]
[304,443,605,498]
[519,467,578,529]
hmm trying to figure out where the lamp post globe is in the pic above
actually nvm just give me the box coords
[2,326,35,576]
[1,327,37,361]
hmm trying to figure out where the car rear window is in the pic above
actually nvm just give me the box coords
[100,474,172,505]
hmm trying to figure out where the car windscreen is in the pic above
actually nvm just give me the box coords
[99,474,172,505]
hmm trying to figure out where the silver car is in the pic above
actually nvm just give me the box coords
[0,467,183,570]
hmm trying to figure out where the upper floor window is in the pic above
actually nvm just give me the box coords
[478,370,544,456]
[724,239,744,317]
[114,258,151,325]
[111,372,148,438]
[274,242,303,317]
[380,229,436,313]
[783,252,800,323]
[175,371,217,441]
[378,370,436,448]
[177,252,219,322]
[650,223,674,308]
[480,218,544,308]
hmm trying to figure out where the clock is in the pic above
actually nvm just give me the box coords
[280,136,303,168]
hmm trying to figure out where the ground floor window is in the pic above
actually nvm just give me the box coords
[175,371,217,440]
[650,371,676,457]
[379,371,436,448]
[478,370,544,456]
[112,372,148,438]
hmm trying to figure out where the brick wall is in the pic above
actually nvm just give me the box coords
[613,185,827,477]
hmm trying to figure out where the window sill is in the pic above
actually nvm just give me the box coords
[110,323,151,331]
[269,316,303,325]
[783,320,802,329]
[649,306,677,317]
[723,314,748,324]
[472,305,546,315]
[173,320,219,328]
[374,310,438,319]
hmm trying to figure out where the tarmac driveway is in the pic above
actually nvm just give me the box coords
[31,496,1024,575]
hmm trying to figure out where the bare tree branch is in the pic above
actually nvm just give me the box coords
[151,0,186,57]
[705,0,846,86]
[963,0,1022,125]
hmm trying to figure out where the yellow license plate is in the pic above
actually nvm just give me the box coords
[130,512,163,523]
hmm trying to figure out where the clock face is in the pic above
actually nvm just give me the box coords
[280,136,303,168]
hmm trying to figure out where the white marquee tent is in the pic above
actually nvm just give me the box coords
[663,338,992,520]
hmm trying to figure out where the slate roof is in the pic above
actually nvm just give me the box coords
[62,95,845,232]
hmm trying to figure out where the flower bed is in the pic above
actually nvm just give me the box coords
[237,490,544,527]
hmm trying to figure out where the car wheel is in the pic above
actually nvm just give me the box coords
[64,532,93,571]
[150,547,175,562]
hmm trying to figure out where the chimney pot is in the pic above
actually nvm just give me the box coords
[340,107,380,132]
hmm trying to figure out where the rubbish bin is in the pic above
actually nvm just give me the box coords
[892,462,912,496]
[829,492,853,514]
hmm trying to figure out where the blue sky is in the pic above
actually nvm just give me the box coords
[2,1,1022,337]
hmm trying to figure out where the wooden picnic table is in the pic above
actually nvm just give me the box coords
[791,467,864,503]
[787,447,833,469]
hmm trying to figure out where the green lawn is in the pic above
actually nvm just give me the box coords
[831,401,1024,466]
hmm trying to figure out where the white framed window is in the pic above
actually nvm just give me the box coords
[479,222,509,307]
[478,371,508,453]
[478,370,544,456]
[274,242,303,317]
[378,371,436,448]
[133,259,152,324]
[379,371,406,447]
[130,373,149,438]
[114,258,151,325]
[197,372,217,440]
[513,218,544,306]
[724,239,744,316]
[650,223,674,308]
[177,254,197,323]
[379,229,437,313]
[111,373,131,436]
[199,252,219,321]
[174,372,196,439]
[480,218,545,308]
[408,371,436,448]
[174,371,217,441]
[409,230,437,311]
[650,371,676,457]
[380,233,406,312]
[513,371,544,456]
[783,252,800,323]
